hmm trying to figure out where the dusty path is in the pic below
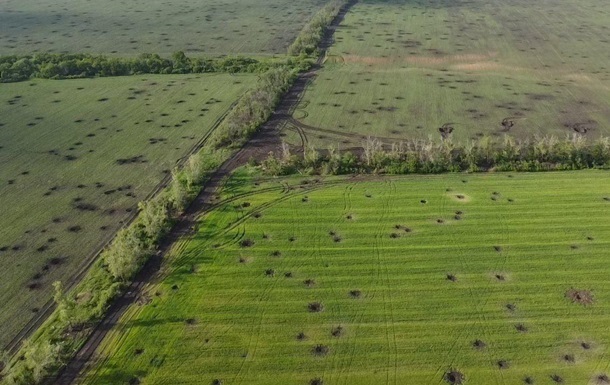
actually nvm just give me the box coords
[52,1,357,384]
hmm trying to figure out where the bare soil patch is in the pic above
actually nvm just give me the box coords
[312,344,329,356]
[472,339,486,350]
[444,370,465,385]
[566,288,593,305]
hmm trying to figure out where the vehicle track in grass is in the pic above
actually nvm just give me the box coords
[52,1,359,383]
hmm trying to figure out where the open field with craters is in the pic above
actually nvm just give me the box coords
[0,74,255,348]
[0,0,326,56]
[284,0,610,146]
[82,170,610,385]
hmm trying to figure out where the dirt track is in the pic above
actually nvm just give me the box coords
[52,1,357,384]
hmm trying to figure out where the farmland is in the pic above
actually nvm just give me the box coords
[0,0,327,56]
[82,170,610,385]
[285,0,610,146]
[0,74,255,348]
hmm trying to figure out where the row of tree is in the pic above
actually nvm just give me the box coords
[288,0,349,56]
[0,52,308,83]
[210,66,300,148]
[260,135,610,176]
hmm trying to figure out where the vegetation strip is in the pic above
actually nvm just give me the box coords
[288,0,351,56]
[0,53,306,83]
[260,136,610,175]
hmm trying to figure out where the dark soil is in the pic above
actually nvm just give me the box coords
[566,288,594,305]
[444,370,465,385]
[515,323,528,332]
[331,326,344,337]
[597,374,610,384]
[550,374,563,383]
[472,339,486,350]
[240,239,254,248]
[312,344,329,356]
[308,302,324,312]
[563,354,575,363]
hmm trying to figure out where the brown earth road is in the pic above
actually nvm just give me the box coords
[51,1,358,384]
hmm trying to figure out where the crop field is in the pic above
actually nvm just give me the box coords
[0,0,326,56]
[82,170,610,385]
[285,0,610,146]
[0,73,255,348]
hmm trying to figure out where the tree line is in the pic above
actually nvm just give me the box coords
[288,0,349,56]
[260,135,610,176]
[0,52,308,83]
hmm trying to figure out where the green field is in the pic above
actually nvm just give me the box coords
[82,170,610,384]
[0,0,326,56]
[0,74,255,348]
[286,0,610,146]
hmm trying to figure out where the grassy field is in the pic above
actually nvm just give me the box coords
[285,0,610,146]
[0,74,256,348]
[82,170,610,385]
[0,0,326,56]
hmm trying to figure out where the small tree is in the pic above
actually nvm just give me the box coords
[104,227,148,281]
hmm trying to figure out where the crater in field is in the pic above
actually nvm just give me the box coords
[472,339,486,350]
[444,370,465,385]
[596,374,610,384]
[308,302,324,312]
[566,288,593,305]
[449,193,470,202]
[311,344,329,356]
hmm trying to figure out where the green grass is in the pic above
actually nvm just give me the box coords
[82,170,610,385]
[0,0,327,56]
[0,74,256,348]
[286,0,610,146]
